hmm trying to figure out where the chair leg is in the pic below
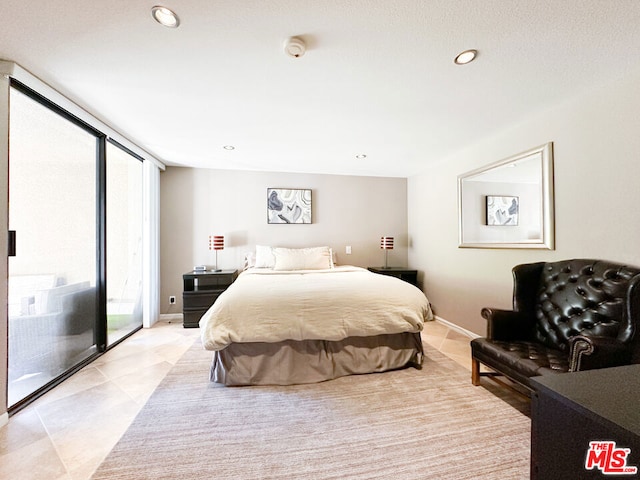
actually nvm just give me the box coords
[471,357,481,386]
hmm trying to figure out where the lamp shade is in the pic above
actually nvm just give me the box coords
[380,236,394,250]
[209,235,224,250]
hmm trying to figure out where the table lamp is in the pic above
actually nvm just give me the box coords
[209,235,224,272]
[380,236,394,269]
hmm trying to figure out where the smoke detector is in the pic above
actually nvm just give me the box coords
[284,37,306,58]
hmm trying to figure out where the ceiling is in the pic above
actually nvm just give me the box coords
[2,0,640,178]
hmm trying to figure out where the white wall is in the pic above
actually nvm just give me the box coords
[160,167,408,313]
[408,68,640,335]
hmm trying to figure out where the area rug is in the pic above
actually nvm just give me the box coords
[92,340,531,480]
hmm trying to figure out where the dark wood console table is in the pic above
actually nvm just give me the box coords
[531,365,640,479]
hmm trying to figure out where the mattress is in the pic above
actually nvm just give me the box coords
[199,265,433,385]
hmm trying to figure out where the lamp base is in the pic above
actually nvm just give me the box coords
[213,250,222,272]
[383,249,390,269]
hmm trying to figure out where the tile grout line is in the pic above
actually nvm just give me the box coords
[33,404,73,479]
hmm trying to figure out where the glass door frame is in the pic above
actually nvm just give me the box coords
[6,79,142,412]
[1,61,161,419]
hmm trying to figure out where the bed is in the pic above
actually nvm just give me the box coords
[199,246,433,386]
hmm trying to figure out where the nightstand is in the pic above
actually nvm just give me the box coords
[182,269,238,328]
[367,267,418,287]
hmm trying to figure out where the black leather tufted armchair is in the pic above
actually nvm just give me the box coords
[471,259,640,394]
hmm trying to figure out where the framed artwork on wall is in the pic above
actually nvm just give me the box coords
[267,188,312,224]
[486,195,519,226]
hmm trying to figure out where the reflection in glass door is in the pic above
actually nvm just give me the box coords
[106,141,143,344]
[7,85,99,407]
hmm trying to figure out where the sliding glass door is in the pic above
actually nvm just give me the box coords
[7,85,100,407]
[106,142,143,344]
[7,80,146,410]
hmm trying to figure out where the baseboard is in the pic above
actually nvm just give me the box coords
[0,412,8,428]
[434,315,480,339]
[159,313,183,323]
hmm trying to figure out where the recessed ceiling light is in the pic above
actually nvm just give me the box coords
[151,6,180,28]
[355,154,367,159]
[454,49,478,65]
[223,145,235,150]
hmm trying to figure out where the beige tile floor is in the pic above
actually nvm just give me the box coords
[0,319,474,480]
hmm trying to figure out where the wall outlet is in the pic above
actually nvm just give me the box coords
[346,246,352,254]
[169,295,176,304]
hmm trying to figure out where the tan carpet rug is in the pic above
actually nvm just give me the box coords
[92,340,531,480]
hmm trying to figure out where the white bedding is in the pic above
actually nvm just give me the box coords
[200,266,433,351]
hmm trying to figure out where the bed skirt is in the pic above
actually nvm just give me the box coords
[209,332,423,386]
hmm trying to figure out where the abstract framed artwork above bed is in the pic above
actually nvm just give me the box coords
[267,188,312,224]
[486,195,519,226]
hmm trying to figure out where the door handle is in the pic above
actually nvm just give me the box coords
[8,230,15,257]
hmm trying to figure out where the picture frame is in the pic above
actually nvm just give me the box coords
[486,195,519,226]
[267,188,312,224]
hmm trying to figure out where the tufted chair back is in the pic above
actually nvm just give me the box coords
[530,259,640,355]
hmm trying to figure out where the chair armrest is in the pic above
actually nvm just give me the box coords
[481,307,534,341]
[569,335,632,372]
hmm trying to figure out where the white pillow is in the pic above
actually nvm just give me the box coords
[273,246,333,271]
[255,245,276,268]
